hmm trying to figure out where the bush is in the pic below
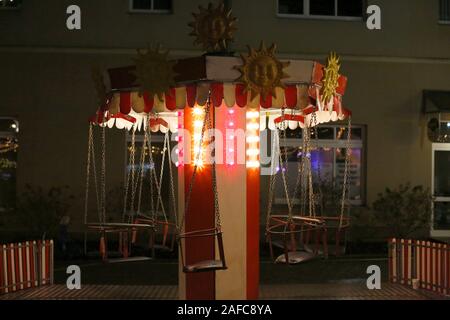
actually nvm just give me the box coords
[372,184,431,239]
[14,185,74,239]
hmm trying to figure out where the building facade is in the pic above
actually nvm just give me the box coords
[0,0,449,238]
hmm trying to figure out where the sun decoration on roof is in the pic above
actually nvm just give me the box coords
[188,2,237,52]
[235,41,290,100]
[133,45,177,101]
[321,52,341,105]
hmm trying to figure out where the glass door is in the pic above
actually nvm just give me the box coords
[431,143,450,237]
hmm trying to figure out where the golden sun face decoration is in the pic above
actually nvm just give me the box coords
[235,42,290,100]
[321,52,341,105]
[188,2,237,52]
[133,45,177,100]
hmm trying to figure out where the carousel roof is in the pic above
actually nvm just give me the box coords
[91,55,351,132]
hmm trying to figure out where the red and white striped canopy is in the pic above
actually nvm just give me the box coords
[90,56,351,132]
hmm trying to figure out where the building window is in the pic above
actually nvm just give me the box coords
[130,0,172,13]
[272,124,366,206]
[440,0,450,23]
[124,132,173,217]
[0,118,19,213]
[277,0,363,19]
[0,0,22,9]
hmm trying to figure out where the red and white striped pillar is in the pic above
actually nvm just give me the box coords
[178,103,260,300]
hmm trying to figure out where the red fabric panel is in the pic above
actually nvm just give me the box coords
[186,85,197,108]
[260,94,272,109]
[337,76,348,95]
[246,166,260,299]
[165,88,177,111]
[311,62,324,84]
[120,92,132,115]
[211,83,224,107]
[143,92,154,113]
[285,85,297,108]
[235,84,247,108]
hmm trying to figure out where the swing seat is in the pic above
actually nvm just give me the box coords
[183,260,227,273]
[178,228,227,274]
[275,251,316,264]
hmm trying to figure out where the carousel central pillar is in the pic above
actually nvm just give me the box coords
[178,104,260,300]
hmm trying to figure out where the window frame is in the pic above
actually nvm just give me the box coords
[431,143,450,236]
[0,0,22,10]
[0,117,19,212]
[276,0,364,22]
[273,124,367,207]
[129,0,173,14]
[439,0,450,24]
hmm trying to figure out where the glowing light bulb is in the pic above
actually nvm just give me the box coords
[228,121,235,127]
[194,120,203,128]
[246,149,260,156]
[246,161,260,168]
[246,111,259,119]
[193,107,204,116]
[246,122,259,130]
[246,136,260,143]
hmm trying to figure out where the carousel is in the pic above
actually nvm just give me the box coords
[84,2,352,300]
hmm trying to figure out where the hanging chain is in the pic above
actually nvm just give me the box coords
[207,100,221,231]
[84,124,93,225]
[154,132,168,223]
[145,126,156,222]
[278,109,293,220]
[312,112,323,216]
[144,118,168,224]
[180,93,212,232]
[339,117,352,228]
[100,125,107,224]
[136,123,149,217]
[167,128,178,228]
[266,127,279,231]
[300,127,308,216]
[129,129,137,219]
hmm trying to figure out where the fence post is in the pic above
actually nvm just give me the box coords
[388,238,395,283]
[0,245,6,294]
[49,240,54,285]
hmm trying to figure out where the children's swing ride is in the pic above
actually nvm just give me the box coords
[83,2,354,297]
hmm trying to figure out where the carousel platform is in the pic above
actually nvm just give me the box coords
[0,283,445,300]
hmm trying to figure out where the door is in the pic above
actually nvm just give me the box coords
[431,143,450,237]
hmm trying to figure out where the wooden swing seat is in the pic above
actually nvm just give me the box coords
[275,251,316,264]
[183,260,227,273]
[178,228,227,274]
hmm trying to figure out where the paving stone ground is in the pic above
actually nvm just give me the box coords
[1,283,446,300]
